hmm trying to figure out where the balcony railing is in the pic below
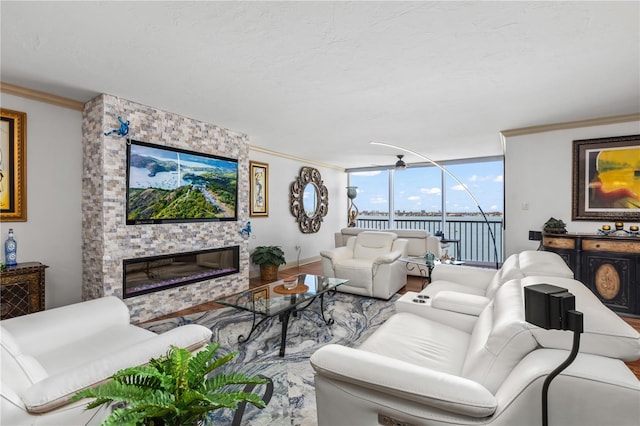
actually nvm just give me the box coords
[355,217,503,264]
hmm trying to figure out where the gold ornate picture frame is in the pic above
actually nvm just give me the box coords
[249,161,269,217]
[1,108,27,222]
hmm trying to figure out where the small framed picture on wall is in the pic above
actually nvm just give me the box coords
[250,161,269,217]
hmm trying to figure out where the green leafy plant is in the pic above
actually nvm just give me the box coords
[543,217,567,234]
[543,217,566,228]
[72,343,268,426]
[250,246,286,267]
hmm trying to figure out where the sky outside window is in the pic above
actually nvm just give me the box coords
[349,171,389,215]
[394,166,442,215]
[445,161,503,214]
[350,159,503,215]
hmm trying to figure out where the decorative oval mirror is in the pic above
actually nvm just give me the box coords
[290,167,328,233]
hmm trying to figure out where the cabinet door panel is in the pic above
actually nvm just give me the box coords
[582,254,636,314]
[0,263,46,319]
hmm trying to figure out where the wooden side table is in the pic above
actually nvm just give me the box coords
[0,262,48,319]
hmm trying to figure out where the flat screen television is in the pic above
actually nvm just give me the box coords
[126,139,238,224]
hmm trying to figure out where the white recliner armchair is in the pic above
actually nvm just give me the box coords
[1,296,212,425]
[320,231,408,299]
[311,275,640,426]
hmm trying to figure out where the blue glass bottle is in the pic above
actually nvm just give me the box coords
[5,228,17,266]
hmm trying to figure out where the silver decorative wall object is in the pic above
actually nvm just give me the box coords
[290,166,328,233]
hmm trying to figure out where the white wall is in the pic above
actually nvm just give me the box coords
[246,150,346,276]
[0,94,83,308]
[504,120,640,256]
[14,89,634,307]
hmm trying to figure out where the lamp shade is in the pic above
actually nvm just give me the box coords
[346,186,358,199]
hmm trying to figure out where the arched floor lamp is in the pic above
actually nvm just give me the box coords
[371,141,500,269]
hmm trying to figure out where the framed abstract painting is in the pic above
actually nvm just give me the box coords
[572,134,640,221]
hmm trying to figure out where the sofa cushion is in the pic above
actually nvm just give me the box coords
[484,251,573,299]
[335,228,442,258]
[0,326,21,356]
[1,296,131,357]
[396,230,429,255]
[358,312,470,376]
[461,280,538,393]
[1,327,48,393]
[484,254,526,299]
[518,250,574,278]
[424,280,487,297]
[431,292,490,316]
[22,324,212,414]
[522,276,640,361]
[353,231,396,259]
[36,324,156,376]
[334,259,376,289]
[310,344,497,418]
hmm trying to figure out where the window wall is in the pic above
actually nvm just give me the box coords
[347,157,504,263]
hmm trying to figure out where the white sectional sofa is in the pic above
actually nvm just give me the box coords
[334,227,443,276]
[396,250,574,332]
[311,273,640,426]
[1,296,212,425]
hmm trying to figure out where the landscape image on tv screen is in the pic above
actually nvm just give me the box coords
[126,140,238,224]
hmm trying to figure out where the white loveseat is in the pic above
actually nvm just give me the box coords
[1,296,212,425]
[321,231,408,299]
[311,274,640,426]
[397,250,574,332]
[334,227,443,276]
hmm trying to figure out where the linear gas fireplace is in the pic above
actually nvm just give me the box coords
[123,246,240,298]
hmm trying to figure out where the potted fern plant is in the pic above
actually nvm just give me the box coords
[250,245,286,281]
[72,343,269,425]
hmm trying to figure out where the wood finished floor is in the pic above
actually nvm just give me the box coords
[152,261,640,380]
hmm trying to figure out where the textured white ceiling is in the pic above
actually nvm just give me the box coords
[1,1,639,169]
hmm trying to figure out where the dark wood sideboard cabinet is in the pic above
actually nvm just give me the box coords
[543,233,640,316]
[0,262,48,319]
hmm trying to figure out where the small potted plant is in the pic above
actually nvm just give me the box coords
[250,245,286,281]
[543,217,567,234]
[72,343,269,425]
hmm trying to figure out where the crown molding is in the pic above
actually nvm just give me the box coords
[1,82,85,111]
[249,145,344,171]
[500,113,640,138]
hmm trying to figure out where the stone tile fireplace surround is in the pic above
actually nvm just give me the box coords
[82,94,250,323]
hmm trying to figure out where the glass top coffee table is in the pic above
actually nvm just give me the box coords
[216,274,348,356]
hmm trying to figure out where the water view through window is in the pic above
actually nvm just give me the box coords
[349,158,503,263]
